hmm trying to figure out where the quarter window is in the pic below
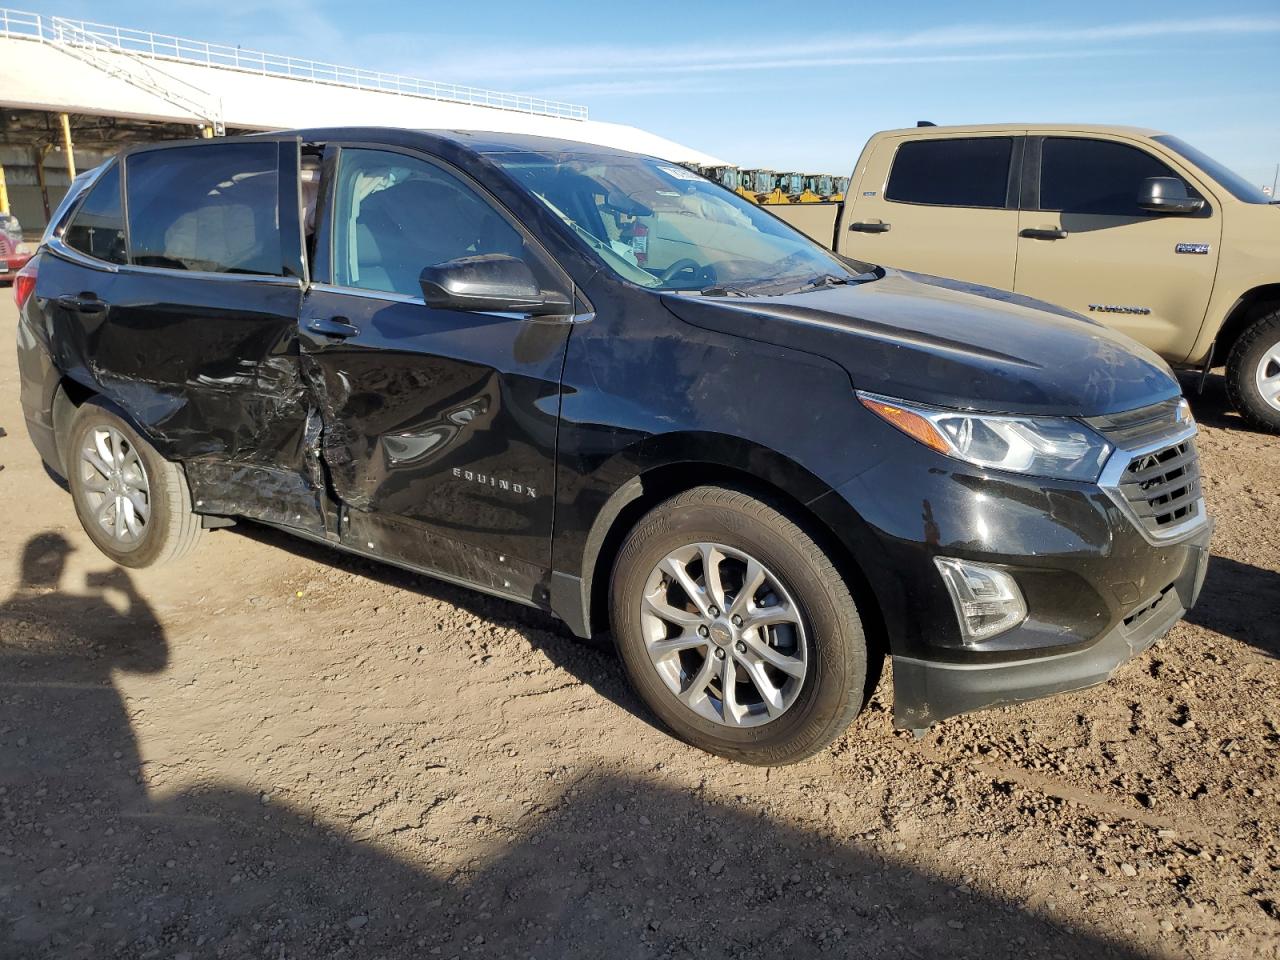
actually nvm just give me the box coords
[63,162,126,264]
[1039,138,1197,216]
[886,137,1013,209]
[331,148,527,298]
[125,142,283,275]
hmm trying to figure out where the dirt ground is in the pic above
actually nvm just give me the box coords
[0,296,1277,960]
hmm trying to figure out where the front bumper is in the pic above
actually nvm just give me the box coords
[813,408,1214,729]
[892,520,1211,728]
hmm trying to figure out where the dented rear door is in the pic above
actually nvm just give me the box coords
[59,136,325,531]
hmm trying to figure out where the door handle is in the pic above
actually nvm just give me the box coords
[304,316,359,339]
[1019,227,1068,240]
[56,294,108,314]
[848,221,892,233]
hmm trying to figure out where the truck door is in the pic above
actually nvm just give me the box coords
[841,134,1021,289]
[1013,135,1221,361]
[298,144,573,603]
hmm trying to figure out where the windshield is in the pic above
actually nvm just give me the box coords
[1153,135,1271,204]
[494,151,864,294]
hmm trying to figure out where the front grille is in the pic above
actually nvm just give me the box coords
[1087,398,1205,539]
[1117,439,1202,533]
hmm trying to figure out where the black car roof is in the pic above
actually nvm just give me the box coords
[281,127,653,161]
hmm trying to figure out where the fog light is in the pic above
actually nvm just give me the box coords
[934,557,1027,643]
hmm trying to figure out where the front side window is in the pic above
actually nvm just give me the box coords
[1039,138,1198,216]
[494,151,857,294]
[886,138,1013,209]
[63,162,126,264]
[125,142,283,275]
[331,148,527,298]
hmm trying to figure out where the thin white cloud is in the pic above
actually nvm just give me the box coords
[414,15,1280,84]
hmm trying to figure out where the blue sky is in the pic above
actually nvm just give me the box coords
[22,0,1280,188]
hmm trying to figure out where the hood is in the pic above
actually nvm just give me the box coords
[662,269,1180,417]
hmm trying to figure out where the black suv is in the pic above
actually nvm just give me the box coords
[16,129,1212,764]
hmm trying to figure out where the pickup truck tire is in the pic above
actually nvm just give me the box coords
[610,485,866,765]
[65,399,204,568]
[1226,309,1280,433]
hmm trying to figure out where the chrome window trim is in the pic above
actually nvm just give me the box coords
[306,282,593,324]
[309,281,423,305]
[47,236,304,288]
[1096,422,1207,545]
[46,235,120,273]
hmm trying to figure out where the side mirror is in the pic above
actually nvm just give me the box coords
[419,254,571,316]
[1137,177,1204,215]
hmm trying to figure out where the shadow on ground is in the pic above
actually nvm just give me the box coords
[0,532,1159,959]
[1180,369,1272,435]
[1184,554,1280,658]
[231,519,654,727]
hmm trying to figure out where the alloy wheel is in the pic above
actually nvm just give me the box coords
[639,542,808,727]
[79,425,151,547]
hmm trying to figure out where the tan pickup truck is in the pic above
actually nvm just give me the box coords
[772,124,1280,431]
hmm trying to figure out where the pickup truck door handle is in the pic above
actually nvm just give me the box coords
[56,294,108,314]
[848,221,892,233]
[1019,227,1068,240]
[304,316,359,339]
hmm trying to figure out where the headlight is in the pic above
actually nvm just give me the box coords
[858,391,1112,482]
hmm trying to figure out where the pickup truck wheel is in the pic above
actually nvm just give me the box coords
[610,486,866,765]
[65,399,204,568]
[1226,309,1280,432]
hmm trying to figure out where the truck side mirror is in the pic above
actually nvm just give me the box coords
[1137,177,1204,215]
[419,254,571,317]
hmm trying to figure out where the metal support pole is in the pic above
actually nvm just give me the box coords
[33,146,50,221]
[59,112,76,179]
[0,163,9,215]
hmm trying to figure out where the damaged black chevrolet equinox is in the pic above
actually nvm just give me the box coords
[17,129,1213,764]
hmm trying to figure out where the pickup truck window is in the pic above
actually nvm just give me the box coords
[125,142,283,276]
[885,137,1012,209]
[1039,138,1196,216]
[495,152,852,294]
[1152,135,1270,204]
[63,161,126,265]
[331,148,527,298]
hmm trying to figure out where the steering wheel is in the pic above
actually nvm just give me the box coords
[658,258,703,285]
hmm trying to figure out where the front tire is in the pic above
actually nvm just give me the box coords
[610,486,867,765]
[65,399,204,568]
[1226,309,1280,432]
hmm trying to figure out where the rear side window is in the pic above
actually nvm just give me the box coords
[1039,138,1195,216]
[125,142,283,275]
[63,163,126,264]
[886,137,1013,208]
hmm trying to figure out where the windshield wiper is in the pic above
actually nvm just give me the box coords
[698,283,755,297]
[786,273,851,294]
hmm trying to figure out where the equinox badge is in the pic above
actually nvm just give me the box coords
[453,467,536,498]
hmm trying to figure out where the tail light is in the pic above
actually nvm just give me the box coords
[13,257,36,310]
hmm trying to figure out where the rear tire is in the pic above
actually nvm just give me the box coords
[610,485,867,765]
[65,399,204,568]
[1226,309,1280,433]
